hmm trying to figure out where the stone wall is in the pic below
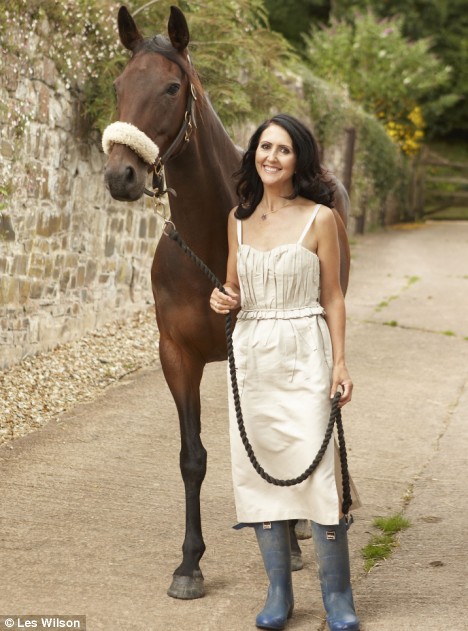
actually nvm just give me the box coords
[0,50,162,369]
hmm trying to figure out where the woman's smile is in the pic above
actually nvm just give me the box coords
[255,124,296,190]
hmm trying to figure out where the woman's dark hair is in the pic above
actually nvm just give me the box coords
[234,114,335,219]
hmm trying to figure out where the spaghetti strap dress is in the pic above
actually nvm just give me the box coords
[228,204,360,526]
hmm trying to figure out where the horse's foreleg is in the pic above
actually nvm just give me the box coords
[160,337,207,599]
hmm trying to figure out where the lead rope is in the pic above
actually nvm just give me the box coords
[165,222,352,515]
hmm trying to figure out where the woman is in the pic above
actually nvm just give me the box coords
[210,114,360,631]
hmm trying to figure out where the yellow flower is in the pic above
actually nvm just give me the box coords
[384,107,425,156]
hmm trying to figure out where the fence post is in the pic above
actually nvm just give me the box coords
[343,127,356,195]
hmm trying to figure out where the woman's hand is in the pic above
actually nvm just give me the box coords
[331,363,353,407]
[210,286,240,314]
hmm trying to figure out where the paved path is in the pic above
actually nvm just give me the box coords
[1,221,467,631]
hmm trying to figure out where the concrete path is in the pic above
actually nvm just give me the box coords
[1,221,467,631]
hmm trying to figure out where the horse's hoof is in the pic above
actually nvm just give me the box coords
[167,570,205,599]
[291,551,304,572]
[295,519,312,540]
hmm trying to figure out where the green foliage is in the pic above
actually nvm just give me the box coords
[265,0,467,137]
[303,11,450,154]
[362,513,410,571]
[264,0,329,47]
[303,70,352,147]
[355,108,407,198]
[1,0,302,133]
[302,69,409,224]
[360,0,468,137]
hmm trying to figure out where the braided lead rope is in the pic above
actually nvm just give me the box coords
[166,224,352,514]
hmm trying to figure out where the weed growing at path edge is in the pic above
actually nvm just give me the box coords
[361,513,410,572]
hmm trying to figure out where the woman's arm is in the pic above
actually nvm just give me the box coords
[315,206,353,406]
[210,209,241,314]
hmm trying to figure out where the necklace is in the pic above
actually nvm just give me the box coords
[259,200,293,221]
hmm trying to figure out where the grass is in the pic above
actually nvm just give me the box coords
[361,513,410,572]
[375,295,398,312]
[383,320,398,327]
[405,275,420,286]
[375,276,420,312]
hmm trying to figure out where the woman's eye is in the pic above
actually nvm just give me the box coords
[167,83,180,95]
[260,143,271,150]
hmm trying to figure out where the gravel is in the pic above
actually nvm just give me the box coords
[0,308,160,445]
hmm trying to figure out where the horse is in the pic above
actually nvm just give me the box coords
[103,5,351,600]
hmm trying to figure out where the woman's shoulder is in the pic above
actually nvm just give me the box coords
[315,203,333,217]
[296,198,333,220]
[313,204,336,235]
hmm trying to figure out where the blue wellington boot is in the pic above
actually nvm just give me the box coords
[254,521,294,630]
[311,518,360,631]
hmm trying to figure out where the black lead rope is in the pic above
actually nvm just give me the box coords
[166,223,352,515]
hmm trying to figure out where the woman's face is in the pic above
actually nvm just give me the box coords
[255,124,297,190]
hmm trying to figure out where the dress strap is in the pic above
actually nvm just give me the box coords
[237,219,243,245]
[298,204,321,244]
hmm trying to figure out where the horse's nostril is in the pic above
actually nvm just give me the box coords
[125,165,136,183]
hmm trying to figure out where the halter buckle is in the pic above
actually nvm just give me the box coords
[184,114,193,142]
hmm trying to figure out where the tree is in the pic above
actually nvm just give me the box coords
[264,0,329,47]
[304,11,451,154]
[367,0,468,137]
[266,0,468,138]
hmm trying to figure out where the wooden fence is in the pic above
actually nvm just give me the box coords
[411,147,468,219]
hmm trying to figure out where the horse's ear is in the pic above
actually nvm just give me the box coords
[168,6,190,52]
[118,6,144,52]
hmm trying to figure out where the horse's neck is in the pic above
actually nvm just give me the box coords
[165,99,240,231]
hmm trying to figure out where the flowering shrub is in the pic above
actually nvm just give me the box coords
[304,10,450,155]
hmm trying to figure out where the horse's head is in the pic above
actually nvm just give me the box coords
[104,6,197,201]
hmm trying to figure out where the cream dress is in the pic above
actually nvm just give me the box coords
[228,204,359,526]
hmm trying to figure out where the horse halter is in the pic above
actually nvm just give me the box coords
[147,81,197,199]
[102,81,197,199]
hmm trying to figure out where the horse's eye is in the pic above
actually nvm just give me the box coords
[167,83,180,96]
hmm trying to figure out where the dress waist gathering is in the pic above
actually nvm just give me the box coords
[237,303,325,321]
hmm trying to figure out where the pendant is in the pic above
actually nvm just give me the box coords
[261,214,267,220]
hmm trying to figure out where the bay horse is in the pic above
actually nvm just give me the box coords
[103,5,351,600]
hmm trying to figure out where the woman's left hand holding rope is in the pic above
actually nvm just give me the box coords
[210,285,240,314]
